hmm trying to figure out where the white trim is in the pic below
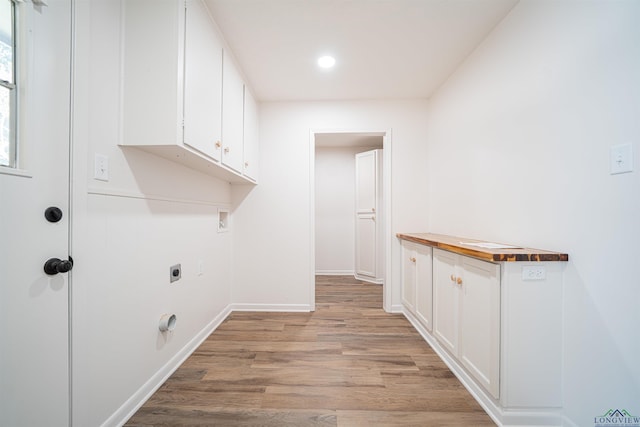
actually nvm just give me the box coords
[354,273,383,284]
[561,415,580,427]
[315,270,354,276]
[309,128,393,314]
[309,130,316,311]
[87,186,230,208]
[0,166,32,178]
[389,304,404,314]
[381,131,392,312]
[402,309,564,427]
[230,303,313,313]
[104,305,233,427]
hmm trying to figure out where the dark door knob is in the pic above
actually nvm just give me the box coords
[44,207,63,223]
[44,257,74,275]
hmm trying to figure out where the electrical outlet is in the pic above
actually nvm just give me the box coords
[170,264,181,283]
[522,265,546,281]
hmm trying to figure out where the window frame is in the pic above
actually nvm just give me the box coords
[0,0,17,169]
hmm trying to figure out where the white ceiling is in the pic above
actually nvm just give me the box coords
[205,0,518,102]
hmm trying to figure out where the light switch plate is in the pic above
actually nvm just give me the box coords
[610,143,633,175]
[94,153,109,181]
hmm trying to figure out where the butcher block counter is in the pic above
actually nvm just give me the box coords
[396,232,568,262]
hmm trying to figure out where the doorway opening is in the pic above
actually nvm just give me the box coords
[309,130,392,312]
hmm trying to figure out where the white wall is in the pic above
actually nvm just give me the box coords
[231,100,429,310]
[71,1,234,425]
[315,146,378,275]
[424,1,640,425]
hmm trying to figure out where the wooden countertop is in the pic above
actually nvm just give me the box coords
[397,233,569,262]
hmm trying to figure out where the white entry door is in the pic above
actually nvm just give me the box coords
[0,1,72,426]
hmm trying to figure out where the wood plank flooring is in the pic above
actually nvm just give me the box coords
[126,276,495,426]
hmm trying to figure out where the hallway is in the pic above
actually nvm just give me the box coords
[126,276,494,426]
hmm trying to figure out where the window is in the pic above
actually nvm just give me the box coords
[1,0,16,168]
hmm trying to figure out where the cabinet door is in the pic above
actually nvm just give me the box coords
[243,87,259,181]
[122,0,183,146]
[183,0,223,161]
[414,244,433,332]
[222,51,245,173]
[401,242,417,312]
[433,248,459,355]
[459,256,500,399]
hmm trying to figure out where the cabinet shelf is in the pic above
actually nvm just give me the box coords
[122,145,255,184]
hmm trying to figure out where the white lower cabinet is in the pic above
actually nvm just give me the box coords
[401,241,433,331]
[432,248,459,354]
[433,248,500,399]
[399,235,565,425]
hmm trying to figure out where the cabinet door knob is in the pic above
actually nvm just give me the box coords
[457,277,463,285]
[450,274,456,282]
[215,141,221,148]
[371,207,376,212]
[410,257,416,263]
[224,147,230,154]
[245,161,249,167]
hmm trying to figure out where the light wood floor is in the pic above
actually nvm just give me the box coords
[126,276,495,426]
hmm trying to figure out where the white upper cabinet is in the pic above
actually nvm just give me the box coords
[243,88,259,182]
[122,0,185,147]
[183,0,223,161]
[221,51,245,173]
[121,0,257,184]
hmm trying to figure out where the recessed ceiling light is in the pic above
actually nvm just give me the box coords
[317,55,336,69]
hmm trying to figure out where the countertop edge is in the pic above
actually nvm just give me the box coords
[397,233,569,262]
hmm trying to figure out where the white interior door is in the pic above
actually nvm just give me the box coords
[355,150,377,214]
[0,1,72,425]
[355,149,379,281]
[355,213,377,278]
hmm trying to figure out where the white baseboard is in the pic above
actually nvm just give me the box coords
[560,415,579,427]
[354,273,383,284]
[401,309,563,427]
[104,303,313,426]
[230,303,313,312]
[104,305,233,427]
[389,304,404,314]
[315,270,354,276]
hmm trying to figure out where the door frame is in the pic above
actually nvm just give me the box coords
[309,128,393,312]
[0,0,75,424]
